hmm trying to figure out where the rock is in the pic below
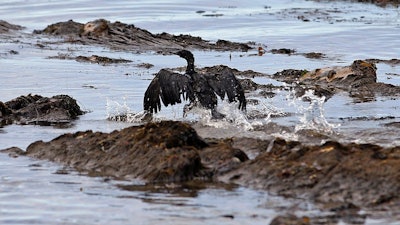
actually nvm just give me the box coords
[215,39,252,51]
[220,138,400,209]
[0,20,24,33]
[136,63,154,69]
[273,60,400,101]
[34,19,252,52]
[270,48,325,59]
[36,19,84,36]
[301,60,377,88]
[75,55,132,64]
[3,121,248,183]
[0,101,12,117]
[5,94,43,110]
[270,214,310,225]
[303,52,324,59]
[48,54,132,64]
[270,48,296,55]
[3,119,400,213]
[384,122,400,128]
[273,69,308,84]
[366,58,400,66]
[199,139,249,175]
[1,94,84,126]
[334,0,400,7]
[0,147,25,158]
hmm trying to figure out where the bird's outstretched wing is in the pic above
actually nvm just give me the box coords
[144,69,193,113]
[205,67,246,111]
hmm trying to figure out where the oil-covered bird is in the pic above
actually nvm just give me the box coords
[143,50,246,119]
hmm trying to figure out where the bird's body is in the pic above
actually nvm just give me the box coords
[143,50,246,119]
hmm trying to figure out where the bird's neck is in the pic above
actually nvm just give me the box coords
[186,59,195,75]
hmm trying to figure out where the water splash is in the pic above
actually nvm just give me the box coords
[196,100,278,131]
[197,102,253,130]
[288,89,340,134]
[106,97,130,119]
[106,97,150,123]
[106,96,281,132]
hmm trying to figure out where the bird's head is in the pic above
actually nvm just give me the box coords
[175,50,194,62]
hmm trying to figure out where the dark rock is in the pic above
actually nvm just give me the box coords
[273,69,308,84]
[202,13,224,17]
[2,94,84,126]
[75,55,132,64]
[199,139,249,175]
[240,78,259,91]
[220,138,400,209]
[300,60,377,89]
[270,48,296,55]
[273,60,400,100]
[0,20,24,33]
[0,147,25,158]
[3,121,248,183]
[384,122,400,128]
[48,54,132,64]
[5,94,43,110]
[136,63,154,69]
[215,39,252,52]
[0,101,12,117]
[327,0,400,7]
[9,50,19,55]
[34,19,252,52]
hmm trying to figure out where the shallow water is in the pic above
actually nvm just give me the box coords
[1,0,400,224]
[0,153,291,225]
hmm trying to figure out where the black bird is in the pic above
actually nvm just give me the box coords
[143,50,246,119]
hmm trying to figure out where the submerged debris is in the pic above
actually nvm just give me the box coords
[366,58,400,66]
[75,55,132,64]
[270,48,296,55]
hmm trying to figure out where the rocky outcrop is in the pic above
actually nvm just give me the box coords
[2,121,248,182]
[0,94,84,126]
[0,20,24,34]
[48,54,132,65]
[273,60,400,101]
[221,138,400,210]
[34,19,252,52]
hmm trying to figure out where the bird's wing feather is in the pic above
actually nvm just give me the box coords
[144,69,192,113]
[205,68,247,111]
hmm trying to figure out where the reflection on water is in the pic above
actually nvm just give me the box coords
[0,0,400,224]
